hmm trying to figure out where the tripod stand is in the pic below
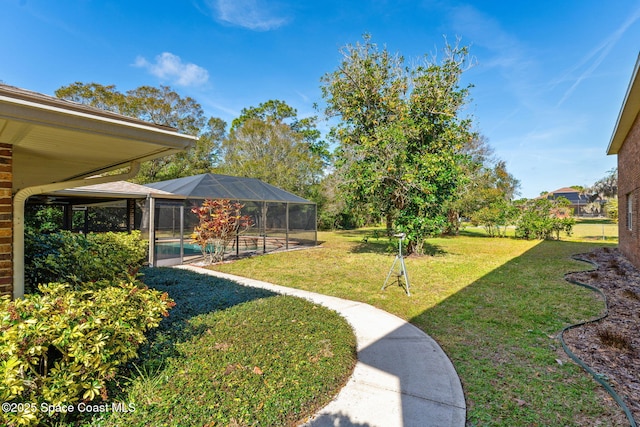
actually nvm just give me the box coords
[382,233,410,296]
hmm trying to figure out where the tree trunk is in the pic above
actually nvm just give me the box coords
[386,211,394,236]
[446,209,460,235]
[405,239,416,256]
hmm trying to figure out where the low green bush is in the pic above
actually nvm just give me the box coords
[604,196,618,223]
[470,198,518,237]
[514,198,575,240]
[0,280,174,427]
[25,231,147,292]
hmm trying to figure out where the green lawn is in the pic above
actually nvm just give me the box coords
[460,218,618,242]
[84,268,356,427]
[209,223,624,425]
[570,218,618,242]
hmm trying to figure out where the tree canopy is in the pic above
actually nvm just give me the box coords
[447,134,520,234]
[588,167,617,199]
[321,35,476,253]
[55,82,226,183]
[217,100,327,199]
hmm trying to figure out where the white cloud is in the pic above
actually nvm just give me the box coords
[208,0,288,31]
[134,52,209,87]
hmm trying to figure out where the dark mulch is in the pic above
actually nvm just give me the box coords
[564,247,640,423]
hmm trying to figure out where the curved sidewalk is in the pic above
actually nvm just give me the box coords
[177,265,466,427]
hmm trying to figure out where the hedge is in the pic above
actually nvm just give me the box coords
[0,280,174,427]
[25,230,147,293]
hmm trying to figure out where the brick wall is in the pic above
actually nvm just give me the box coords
[0,143,11,297]
[618,112,640,269]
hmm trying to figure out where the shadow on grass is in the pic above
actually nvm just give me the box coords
[134,267,277,368]
[576,218,616,225]
[577,236,618,242]
[344,229,448,257]
[458,228,491,238]
[334,228,381,239]
[409,239,625,426]
[420,243,448,256]
[350,239,447,256]
[350,239,395,254]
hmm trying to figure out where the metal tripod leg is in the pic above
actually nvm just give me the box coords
[382,256,400,290]
[382,254,410,296]
[400,255,410,296]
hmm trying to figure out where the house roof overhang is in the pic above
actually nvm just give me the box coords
[0,84,197,191]
[607,53,640,155]
[1,84,197,299]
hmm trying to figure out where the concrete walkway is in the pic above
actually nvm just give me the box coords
[177,265,466,427]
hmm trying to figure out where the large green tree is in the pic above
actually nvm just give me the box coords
[588,167,617,199]
[55,83,225,183]
[321,35,475,253]
[231,100,329,159]
[217,100,328,199]
[446,135,520,234]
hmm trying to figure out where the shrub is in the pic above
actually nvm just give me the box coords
[191,199,253,263]
[25,231,147,293]
[0,280,174,427]
[604,196,618,223]
[25,205,64,234]
[469,198,518,237]
[514,198,575,240]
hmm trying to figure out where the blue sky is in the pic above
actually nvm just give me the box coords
[3,0,640,198]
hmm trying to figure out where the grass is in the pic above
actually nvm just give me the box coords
[570,219,618,242]
[86,268,357,427]
[460,217,618,242]
[208,221,624,426]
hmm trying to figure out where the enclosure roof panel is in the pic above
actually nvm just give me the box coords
[52,180,180,198]
[144,173,313,204]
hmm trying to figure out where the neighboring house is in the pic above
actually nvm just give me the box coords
[0,84,196,299]
[543,187,598,216]
[607,54,640,269]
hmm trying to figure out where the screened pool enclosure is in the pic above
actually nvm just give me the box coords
[143,174,317,266]
[38,174,317,267]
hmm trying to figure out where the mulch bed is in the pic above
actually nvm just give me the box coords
[564,247,640,424]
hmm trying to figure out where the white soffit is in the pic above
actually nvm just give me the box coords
[0,84,197,191]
